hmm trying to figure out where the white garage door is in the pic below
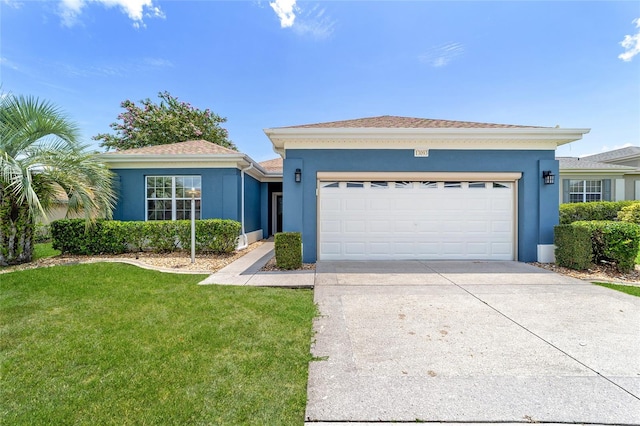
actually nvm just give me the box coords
[318,179,516,260]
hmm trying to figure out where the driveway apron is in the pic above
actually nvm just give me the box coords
[306,261,640,425]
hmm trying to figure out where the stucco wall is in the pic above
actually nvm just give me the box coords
[111,167,262,233]
[283,149,557,263]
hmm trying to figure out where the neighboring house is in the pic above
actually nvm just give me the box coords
[102,116,590,264]
[558,146,640,204]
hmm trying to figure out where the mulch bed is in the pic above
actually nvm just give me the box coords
[1,242,265,274]
[531,261,640,286]
[260,257,315,272]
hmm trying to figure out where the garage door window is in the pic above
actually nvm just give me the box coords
[395,181,413,189]
[347,182,364,188]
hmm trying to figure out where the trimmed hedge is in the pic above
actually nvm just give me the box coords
[274,232,302,270]
[52,219,240,255]
[554,224,592,270]
[617,202,640,224]
[559,201,636,225]
[573,220,640,272]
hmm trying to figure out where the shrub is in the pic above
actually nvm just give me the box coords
[176,219,240,254]
[145,221,180,253]
[274,232,302,270]
[554,224,592,270]
[51,219,127,255]
[559,201,636,224]
[52,219,241,255]
[617,202,640,224]
[574,220,640,272]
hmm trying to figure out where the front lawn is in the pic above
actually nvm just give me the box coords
[594,282,640,297]
[1,263,316,425]
[33,242,61,260]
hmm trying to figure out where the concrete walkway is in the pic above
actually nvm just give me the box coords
[198,241,314,287]
[306,260,640,425]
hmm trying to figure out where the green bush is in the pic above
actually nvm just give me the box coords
[145,221,180,253]
[51,219,127,255]
[52,219,241,255]
[574,220,640,272]
[176,219,240,254]
[559,201,636,224]
[617,202,640,224]
[554,224,592,270]
[274,232,302,270]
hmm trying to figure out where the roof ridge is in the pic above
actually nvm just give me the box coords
[279,115,546,129]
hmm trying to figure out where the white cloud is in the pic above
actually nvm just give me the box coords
[58,0,165,28]
[270,0,297,28]
[619,18,640,62]
[0,57,20,71]
[292,4,335,40]
[269,1,334,39]
[419,42,464,68]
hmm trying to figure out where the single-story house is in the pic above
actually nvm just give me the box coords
[101,116,590,263]
[558,146,640,203]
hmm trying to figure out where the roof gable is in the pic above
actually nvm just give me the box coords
[104,140,237,155]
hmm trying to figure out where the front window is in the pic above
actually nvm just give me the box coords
[146,176,201,220]
[569,179,602,203]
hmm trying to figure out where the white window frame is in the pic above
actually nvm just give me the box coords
[145,176,202,221]
[569,179,602,203]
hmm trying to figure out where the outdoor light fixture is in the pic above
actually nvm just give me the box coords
[542,170,555,185]
[186,188,201,264]
[295,168,302,183]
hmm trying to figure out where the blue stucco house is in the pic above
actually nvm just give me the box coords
[102,116,590,263]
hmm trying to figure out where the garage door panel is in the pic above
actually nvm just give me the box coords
[318,179,515,260]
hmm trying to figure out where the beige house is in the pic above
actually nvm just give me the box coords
[558,146,640,204]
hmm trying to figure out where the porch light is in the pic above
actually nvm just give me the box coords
[542,170,555,185]
[295,168,302,183]
[186,187,201,263]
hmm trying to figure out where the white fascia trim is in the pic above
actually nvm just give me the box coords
[264,127,591,152]
[100,153,281,181]
[316,171,522,181]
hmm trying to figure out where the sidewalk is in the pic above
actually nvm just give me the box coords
[198,241,315,287]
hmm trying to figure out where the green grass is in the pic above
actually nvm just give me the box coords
[594,282,640,297]
[1,263,316,425]
[635,250,640,265]
[32,242,61,260]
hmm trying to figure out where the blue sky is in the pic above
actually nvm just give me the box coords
[1,0,639,161]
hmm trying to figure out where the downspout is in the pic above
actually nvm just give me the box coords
[238,161,254,250]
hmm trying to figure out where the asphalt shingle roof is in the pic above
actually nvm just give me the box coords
[104,140,238,155]
[557,157,636,170]
[580,146,640,163]
[259,158,283,173]
[281,115,546,129]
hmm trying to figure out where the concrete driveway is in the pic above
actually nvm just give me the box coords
[306,261,640,425]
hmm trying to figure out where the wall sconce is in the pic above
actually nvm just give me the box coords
[542,170,555,185]
[295,168,302,183]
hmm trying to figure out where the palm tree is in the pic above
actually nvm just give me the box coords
[1,94,115,265]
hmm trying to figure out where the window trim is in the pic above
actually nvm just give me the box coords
[568,179,602,203]
[145,175,202,221]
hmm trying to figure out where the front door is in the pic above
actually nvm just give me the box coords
[272,192,283,235]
